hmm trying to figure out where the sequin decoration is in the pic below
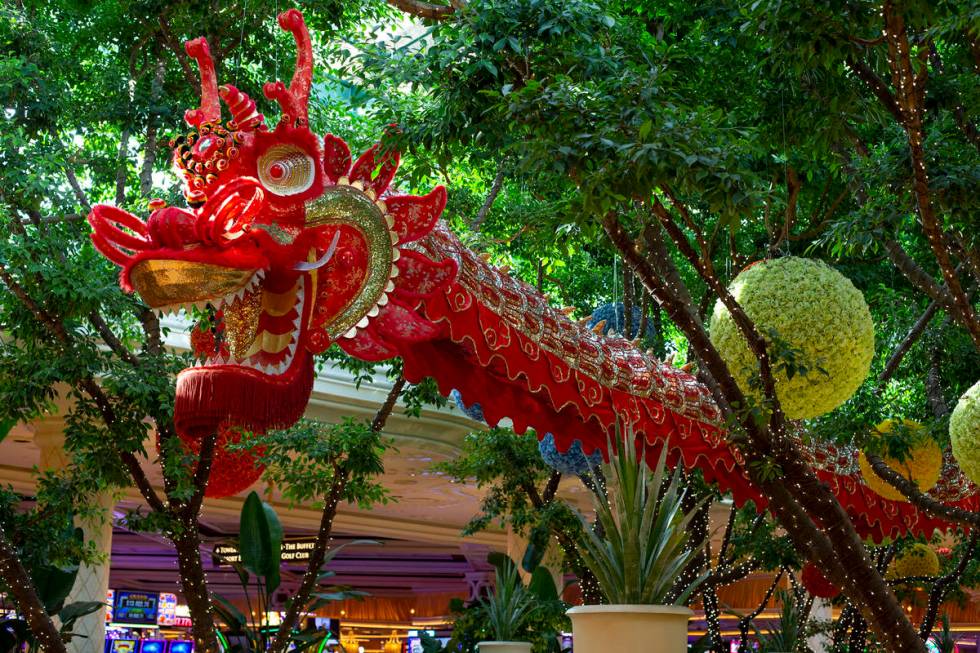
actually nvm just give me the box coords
[129,259,255,309]
[305,184,397,339]
[223,287,263,358]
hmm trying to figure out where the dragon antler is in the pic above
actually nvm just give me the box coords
[219,84,265,131]
[263,9,313,127]
[183,38,221,127]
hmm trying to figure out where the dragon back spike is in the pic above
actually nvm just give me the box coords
[262,9,312,126]
[183,38,222,127]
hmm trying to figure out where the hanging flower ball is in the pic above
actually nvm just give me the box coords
[708,257,875,419]
[801,562,840,599]
[887,543,940,580]
[179,425,265,499]
[538,433,604,476]
[951,380,980,485]
[450,389,485,423]
[858,420,943,503]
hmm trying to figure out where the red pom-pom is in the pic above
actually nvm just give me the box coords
[802,562,840,599]
[179,426,265,498]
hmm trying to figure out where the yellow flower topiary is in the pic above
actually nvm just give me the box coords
[887,543,940,580]
[858,420,943,503]
[708,257,875,419]
[951,380,980,485]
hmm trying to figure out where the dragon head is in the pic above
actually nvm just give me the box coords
[89,10,456,441]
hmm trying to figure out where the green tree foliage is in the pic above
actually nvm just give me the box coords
[1,0,978,649]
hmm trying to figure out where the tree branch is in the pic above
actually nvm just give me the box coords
[876,300,939,389]
[883,240,959,315]
[0,527,67,653]
[386,0,458,20]
[186,432,218,519]
[471,163,506,232]
[541,470,562,504]
[1,263,168,513]
[120,450,167,514]
[89,311,140,366]
[604,213,927,652]
[919,530,978,638]
[847,57,904,122]
[648,199,784,423]
[155,15,196,87]
[738,570,784,650]
[924,338,949,418]
[881,2,980,348]
[371,376,406,432]
[114,128,131,206]
[865,453,980,527]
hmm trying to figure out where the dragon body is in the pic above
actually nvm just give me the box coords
[89,10,974,538]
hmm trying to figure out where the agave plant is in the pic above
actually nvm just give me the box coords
[932,614,959,653]
[576,428,709,605]
[751,591,805,653]
[481,557,535,641]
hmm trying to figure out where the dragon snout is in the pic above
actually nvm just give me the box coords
[147,206,199,249]
[89,177,267,264]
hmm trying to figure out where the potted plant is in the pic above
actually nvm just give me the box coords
[567,430,708,653]
[477,557,535,653]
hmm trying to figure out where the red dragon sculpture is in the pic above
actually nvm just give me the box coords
[89,10,974,538]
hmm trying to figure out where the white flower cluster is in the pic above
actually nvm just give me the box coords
[709,257,875,420]
[951,380,980,485]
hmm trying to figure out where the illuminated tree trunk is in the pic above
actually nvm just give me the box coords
[173,530,219,652]
[603,215,927,653]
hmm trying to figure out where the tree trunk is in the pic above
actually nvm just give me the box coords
[0,529,67,653]
[700,583,725,653]
[269,378,407,652]
[173,529,219,652]
[267,476,347,653]
[757,456,925,652]
[603,214,927,652]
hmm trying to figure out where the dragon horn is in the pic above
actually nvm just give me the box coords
[183,38,221,127]
[219,85,265,131]
[262,9,312,126]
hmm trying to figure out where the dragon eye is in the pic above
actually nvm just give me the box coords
[257,144,315,196]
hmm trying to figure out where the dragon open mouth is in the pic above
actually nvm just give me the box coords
[173,267,315,439]
[193,273,305,377]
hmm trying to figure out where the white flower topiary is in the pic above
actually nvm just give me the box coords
[708,257,875,420]
[951,380,980,485]
[887,543,940,580]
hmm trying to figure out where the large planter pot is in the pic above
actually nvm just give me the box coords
[476,642,532,653]
[567,604,693,653]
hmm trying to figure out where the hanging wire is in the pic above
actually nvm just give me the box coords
[274,0,281,83]
[778,85,792,258]
[235,0,249,86]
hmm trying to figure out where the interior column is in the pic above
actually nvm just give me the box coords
[33,417,116,653]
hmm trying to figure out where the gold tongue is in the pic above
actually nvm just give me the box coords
[223,289,262,359]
